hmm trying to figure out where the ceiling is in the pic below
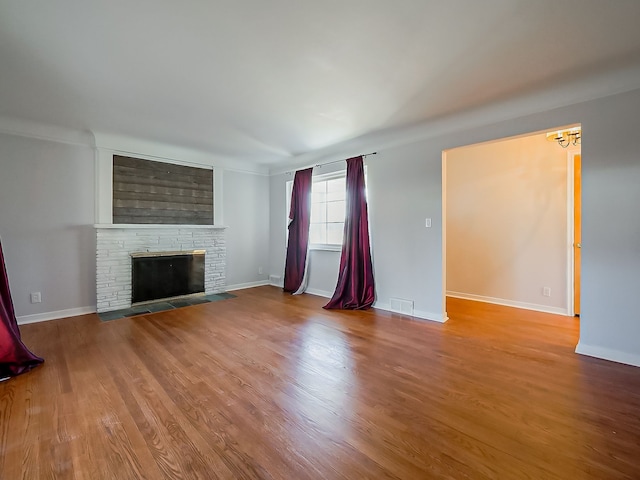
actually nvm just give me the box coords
[1,0,640,166]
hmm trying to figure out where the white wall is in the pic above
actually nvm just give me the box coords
[269,87,640,366]
[445,133,570,314]
[367,145,445,320]
[269,172,288,287]
[223,170,270,289]
[0,133,96,321]
[578,91,640,366]
[305,250,340,298]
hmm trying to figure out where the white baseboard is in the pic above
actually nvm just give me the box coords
[226,280,270,292]
[373,301,447,323]
[300,292,448,323]
[575,342,640,368]
[17,306,96,325]
[446,291,568,316]
[304,288,333,298]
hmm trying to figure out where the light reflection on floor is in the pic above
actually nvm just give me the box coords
[289,319,357,436]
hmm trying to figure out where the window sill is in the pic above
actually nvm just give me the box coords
[309,244,342,252]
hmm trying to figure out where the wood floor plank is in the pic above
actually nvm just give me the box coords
[1,287,640,479]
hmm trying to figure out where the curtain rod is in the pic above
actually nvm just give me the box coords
[314,151,377,168]
[285,152,377,175]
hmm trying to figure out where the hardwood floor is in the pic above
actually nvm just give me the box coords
[2,287,640,479]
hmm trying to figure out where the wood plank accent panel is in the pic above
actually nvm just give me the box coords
[2,288,640,479]
[113,155,213,225]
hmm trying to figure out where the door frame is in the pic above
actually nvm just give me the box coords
[566,148,581,316]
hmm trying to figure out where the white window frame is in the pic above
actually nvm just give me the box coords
[309,170,346,251]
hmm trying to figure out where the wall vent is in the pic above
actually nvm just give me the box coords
[269,275,282,287]
[390,297,414,316]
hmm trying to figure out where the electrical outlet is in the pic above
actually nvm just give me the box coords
[30,292,42,304]
[258,266,264,275]
[542,287,551,297]
[425,218,432,228]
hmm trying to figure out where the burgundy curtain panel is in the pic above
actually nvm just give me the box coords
[324,156,376,310]
[283,167,313,293]
[0,239,44,378]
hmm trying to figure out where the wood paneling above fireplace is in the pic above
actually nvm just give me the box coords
[112,155,213,225]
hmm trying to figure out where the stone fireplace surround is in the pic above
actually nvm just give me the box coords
[95,224,226,313]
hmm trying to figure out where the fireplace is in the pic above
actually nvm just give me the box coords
[131,250,205,304]
[95,224,226,313]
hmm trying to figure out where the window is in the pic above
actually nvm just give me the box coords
[285,168,366,250]
[310,174,346,248]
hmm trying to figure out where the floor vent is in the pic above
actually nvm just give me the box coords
[389,297,414,316]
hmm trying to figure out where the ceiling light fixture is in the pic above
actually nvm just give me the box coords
[546,127,581,148]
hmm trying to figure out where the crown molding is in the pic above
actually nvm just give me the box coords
[0,115,95,147]
[93,131,269,176]
[0,116,269,176]
[269,62,640,175]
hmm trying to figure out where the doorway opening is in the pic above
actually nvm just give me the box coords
[442,125,581,319]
